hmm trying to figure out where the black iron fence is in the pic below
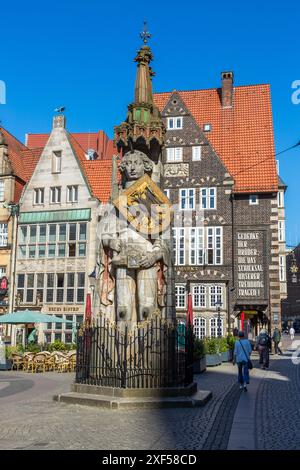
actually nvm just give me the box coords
[75,316,194,389]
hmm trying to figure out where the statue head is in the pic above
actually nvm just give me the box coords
[119,150,153,182]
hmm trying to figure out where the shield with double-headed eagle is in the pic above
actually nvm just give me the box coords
[113,174,172,235]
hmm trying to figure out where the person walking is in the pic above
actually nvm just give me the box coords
[289,326,295,341]
[256,328,271,370]
[272,327,283,355]
[233,331,253,392]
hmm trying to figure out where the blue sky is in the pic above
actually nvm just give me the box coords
[1,0,300,245]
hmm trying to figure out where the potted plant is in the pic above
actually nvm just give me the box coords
[226,335,237,362]
[217,337,230,362]
[204,338,222,366]
[0,345,14,370]
[193,337,206,374]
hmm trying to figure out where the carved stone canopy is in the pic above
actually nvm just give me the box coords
[114,45,165,164]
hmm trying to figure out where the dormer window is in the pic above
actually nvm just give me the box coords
[52,150,62,174]
[249,194,259,205]
[167,117,183,130]
[203,123,212,132]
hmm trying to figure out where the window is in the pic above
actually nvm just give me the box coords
[52,150,62,173]
[278,221,285,242]
[167,117,183,130]
[164,189,170,199]
[19,226,27,244]
[249,194,259,205]
[56,274,65,303]
[26,274,34,303]
[65,333,72,344]
[67,273,75,303]
[175,285,186,308]
[207,227,222,265]
[192,146,201,161]
[46,273,54,303]
[0,266,6,277]
[203,123,211,132]
[55,315,63,330]
[210,317,223,337]
[200,188,216,210]
[59,224,67,241]
[36,273,44,304]
[166,147,183,162]
[0,223,8,246]
[180,188,195,210]
[65,315,73,330]
[0,181,4,201]
[44,333,52,344]
[173,228,185,265]
[67,185,78,203]
[34,188,44,204]
[193,285,206,308]
[194,317,206,339]
[17,274,25,303]
[278,191,284,208]
[279,255,286,282]
[189,228,204,265]
[210,285,223,308]
[50,186,61,203]
[77,273,85,303]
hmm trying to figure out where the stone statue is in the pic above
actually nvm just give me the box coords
[97,150,174,328]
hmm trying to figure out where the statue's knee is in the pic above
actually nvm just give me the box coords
[139,306,152,319]
[117,306,127,320]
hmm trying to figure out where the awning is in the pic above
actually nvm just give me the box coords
[19,208,91,224]
[0,310,73,324]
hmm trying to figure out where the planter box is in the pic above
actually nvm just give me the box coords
[206,353,222,367]
[0,360,12,371]
[220,350,230,362]
[193,356,207,374]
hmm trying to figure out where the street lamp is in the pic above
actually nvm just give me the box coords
[215,301,223,338]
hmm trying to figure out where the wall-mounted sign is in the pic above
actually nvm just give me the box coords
[236,231,267,301]
[47,306,81,313]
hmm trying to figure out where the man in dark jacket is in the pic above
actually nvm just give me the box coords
[272,328,283,355]
[256,329,271,369]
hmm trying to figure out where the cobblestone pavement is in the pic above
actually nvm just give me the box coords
[1,338,299,450]
[0,363,237,450]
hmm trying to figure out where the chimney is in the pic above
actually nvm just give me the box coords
[221,71,234,108]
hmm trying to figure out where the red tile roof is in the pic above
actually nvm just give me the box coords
[154,85,278,194]
[27,131,116,160]
[82,159,114,203]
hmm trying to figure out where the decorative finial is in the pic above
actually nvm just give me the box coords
[54,106,66,114]
[140,21,151,44]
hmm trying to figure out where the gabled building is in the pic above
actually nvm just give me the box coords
[0,127,42,315]
[282,244,300,330]
[13,115,114,345]
[154,72,286,336]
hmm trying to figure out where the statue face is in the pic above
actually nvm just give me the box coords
[124,153,145,181]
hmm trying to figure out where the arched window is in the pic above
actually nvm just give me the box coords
[210,317,223,337]
[194,317,206,339]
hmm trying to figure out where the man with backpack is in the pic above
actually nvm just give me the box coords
[256,328,271,369]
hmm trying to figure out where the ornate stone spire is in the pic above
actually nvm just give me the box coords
[114,26,165,164]
[0,128,7,146]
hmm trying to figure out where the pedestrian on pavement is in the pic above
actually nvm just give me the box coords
[256,328,271,370]
[233,330,253,392]
[272,327,283,355]
[289,326,295,341]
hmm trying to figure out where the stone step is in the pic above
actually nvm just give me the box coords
[53,389,212,409]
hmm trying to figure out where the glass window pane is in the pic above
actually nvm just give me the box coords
[37,274,44,288]
[77,315,84,325]
[77,272,85,287]
[58,244,66,257]
[55,333,62,341]
[68,243,76,257]
[65,333,72,343]
[59,224,66,241]
[78,243,86,257]
[17,274,25,288]
[18,246,26,259]
[29,245,36,259]
[26,290,34,303]
[27,274,34,288]
[46,290,54,302]
[49,225,57,242]
[57,273,64,288]
[19,226,27,243]
[47,274,54,287]
[67,289,74,302]
[38,244,46,258]
[77,289,85,303]
[79,223,87,241]
[67,273,75,286]
[39,225,46,242]
[69,224,76,241]
[30,226,37,243]
[48,244,56,258]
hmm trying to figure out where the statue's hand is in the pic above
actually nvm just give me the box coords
[103,238,121,252]
[140,251,162,269]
